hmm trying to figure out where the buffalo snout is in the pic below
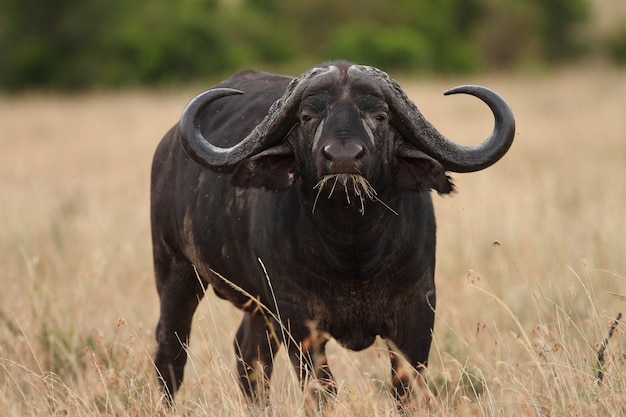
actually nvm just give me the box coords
[320,140,369,175]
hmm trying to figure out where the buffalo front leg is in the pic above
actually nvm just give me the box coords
[287,325,337,408]
[388,288,436,405]
[234,311,281,403]
[154,261,207,405]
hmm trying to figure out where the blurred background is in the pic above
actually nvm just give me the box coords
[1,0,625,91]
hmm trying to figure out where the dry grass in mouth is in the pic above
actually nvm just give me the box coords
[312,173,398,216]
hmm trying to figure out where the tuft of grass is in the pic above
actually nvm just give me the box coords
[426,265,626,416]
[313,173,398,215]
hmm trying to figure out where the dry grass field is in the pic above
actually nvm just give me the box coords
[1,65,626,416]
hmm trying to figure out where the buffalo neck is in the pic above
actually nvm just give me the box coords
[296,192,400,276]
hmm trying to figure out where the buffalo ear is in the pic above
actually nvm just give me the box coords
[230,145,297,191]
[395,147,455,194]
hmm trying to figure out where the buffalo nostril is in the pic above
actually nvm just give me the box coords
[323,142,365,162]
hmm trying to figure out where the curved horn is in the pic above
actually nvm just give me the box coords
[179,88,251,170]
[352,66,516,173]
[179,66,337,171]
[398,84,515,173]
[179,87,298,171]
[437,85,516,172]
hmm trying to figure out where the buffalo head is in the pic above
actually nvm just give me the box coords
[179,63,514,214]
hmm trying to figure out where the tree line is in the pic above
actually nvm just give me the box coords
[1,0,623,91]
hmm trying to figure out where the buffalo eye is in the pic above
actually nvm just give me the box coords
[300,111,315,124]
[373,112,388,123]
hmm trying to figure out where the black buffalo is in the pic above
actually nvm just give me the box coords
[150,61,515,406]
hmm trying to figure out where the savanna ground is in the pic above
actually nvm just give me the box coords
[1,65,626,416]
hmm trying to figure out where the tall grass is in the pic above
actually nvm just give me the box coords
[1,67,625,415]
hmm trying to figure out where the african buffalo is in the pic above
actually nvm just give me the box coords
[150,61,515,407]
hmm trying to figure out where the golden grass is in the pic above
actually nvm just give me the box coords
[1,66,626,416]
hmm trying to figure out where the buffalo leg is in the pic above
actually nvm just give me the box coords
[388,289,436,403]
[154,259,207,404]
[287,326,336,406]
[234,311,280,403]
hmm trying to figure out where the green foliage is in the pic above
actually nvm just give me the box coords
[326,25,431,72]
[108,6,234,85]
[532,0,589,61]
[473,0,589,69]
[0,0,118,90]
[326,24,480,74]
[605,21,626,66]
[0,0,592,91]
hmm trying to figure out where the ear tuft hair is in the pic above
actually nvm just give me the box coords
[395,148,455,195]
[230,149,297,191]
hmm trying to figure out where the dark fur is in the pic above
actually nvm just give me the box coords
[151,62,455,405]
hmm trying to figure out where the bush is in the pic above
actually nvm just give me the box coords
[226,10,298,65]
[326,25,431,72]
[326,24,480,74]
[605,22,626,66]
[0,0,118,90]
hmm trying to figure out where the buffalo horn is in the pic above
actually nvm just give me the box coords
[355,65,516,173]
[179,87,299,171]
[179,88,249,170]
[178,67,335,171]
